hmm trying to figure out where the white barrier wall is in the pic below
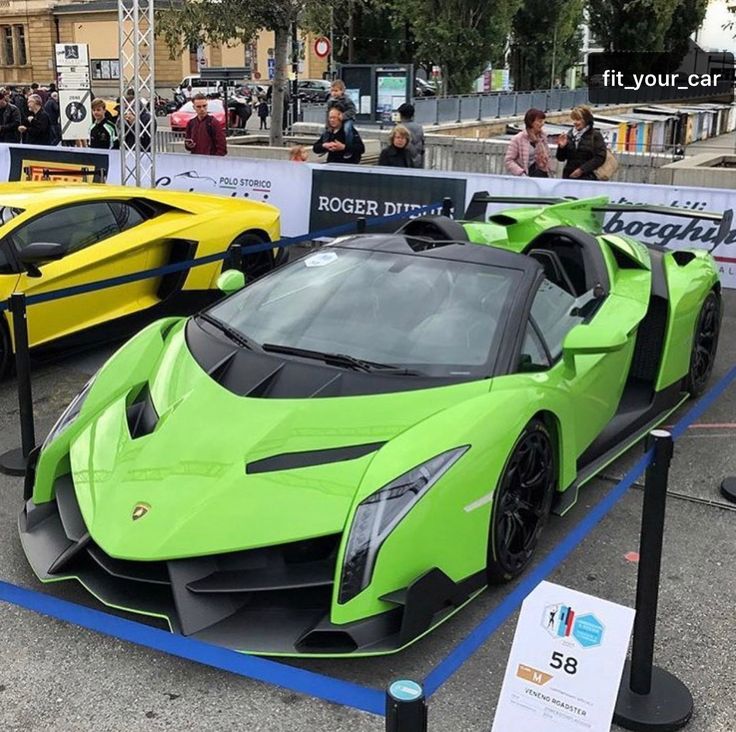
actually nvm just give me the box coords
[1,145,734,286]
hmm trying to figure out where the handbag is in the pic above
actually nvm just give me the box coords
[595,149,618,181]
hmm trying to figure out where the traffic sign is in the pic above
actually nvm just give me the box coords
[59,89,92,141]
[314,37,331,59]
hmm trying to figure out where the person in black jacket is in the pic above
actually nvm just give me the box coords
[313,108,365,164]
[18,94,51,146]
[556,105,606,180]
[44,92,61,145]
[0,92,21,143]
[89,98,119,149]
[378,125,414,168]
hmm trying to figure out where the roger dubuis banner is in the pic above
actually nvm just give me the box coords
[309,167,467,232]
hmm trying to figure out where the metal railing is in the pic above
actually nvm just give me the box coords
[422,136,678,184]
[301,88,593,126]
[156,129,186,152]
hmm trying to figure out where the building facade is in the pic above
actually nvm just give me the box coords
[0,0,328,95]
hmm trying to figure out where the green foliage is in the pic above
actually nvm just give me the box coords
[587,0,707,53]
[392,0,522,94]
[510,0,584,90]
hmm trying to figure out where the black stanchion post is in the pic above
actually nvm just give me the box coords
[614,429,693,731]
[441,197,454,218]
[385,680,427,732]
[357,217,367,233]
[0,293,36,476]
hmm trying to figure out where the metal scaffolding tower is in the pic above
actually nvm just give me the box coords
[118,0,156,186]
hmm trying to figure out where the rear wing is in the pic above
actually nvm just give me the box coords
[463,192,733,251]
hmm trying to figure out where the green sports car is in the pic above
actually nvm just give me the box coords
[19,196,723,656]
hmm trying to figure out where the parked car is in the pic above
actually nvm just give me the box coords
[18,195,722,656]
[169,99,227,132]
[415,77,437,97]
[0,182,283,375]
[297,79,331,103]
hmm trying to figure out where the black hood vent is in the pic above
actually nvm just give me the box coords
[126,385,159,439]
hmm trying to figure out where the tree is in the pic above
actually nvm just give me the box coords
[392,0,522,94]
[157,0,303,147]
[587,0,707,54]
[510,0,584,90]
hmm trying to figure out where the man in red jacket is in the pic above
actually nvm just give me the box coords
[183,93,227,156]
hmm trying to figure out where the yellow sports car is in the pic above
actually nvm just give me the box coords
[0,182,282,373]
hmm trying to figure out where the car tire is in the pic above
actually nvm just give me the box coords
[685,290,721,397]
[486,419,556,583]
[227,231,273,282]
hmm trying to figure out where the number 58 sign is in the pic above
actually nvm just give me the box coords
[492,581,634,732]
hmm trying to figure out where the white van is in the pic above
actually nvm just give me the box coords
[178,75,239,98]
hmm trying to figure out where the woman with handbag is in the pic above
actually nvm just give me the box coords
[556,105,607,180]
[505,108,554,177]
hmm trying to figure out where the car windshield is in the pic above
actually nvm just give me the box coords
[206,245,521,377]
[179,100,223,113]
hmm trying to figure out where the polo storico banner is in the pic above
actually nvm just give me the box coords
[154,153,311,237]
[309,168,467,232]
[0,144,118,184]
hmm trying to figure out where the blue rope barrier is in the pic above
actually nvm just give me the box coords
[0,580,385,715]
[421,363,736,697]
[0,202,442,312]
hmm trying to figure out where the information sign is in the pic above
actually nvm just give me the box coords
[59,89,92,141]
[492,581,635,732]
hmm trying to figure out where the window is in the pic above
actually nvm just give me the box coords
[10,202,121,256]
[91,59,119,80]
[529,280,586,361]
[519,322,550,372]
[107,201,145,233]
[2,26,14,66]
[14,26,26,66]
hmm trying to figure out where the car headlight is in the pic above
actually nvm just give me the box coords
[42,377,95,449]
[338,446,469,604]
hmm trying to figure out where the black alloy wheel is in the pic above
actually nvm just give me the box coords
[686,290,721,397]
[487,419,556,583]
[227,232,274,282]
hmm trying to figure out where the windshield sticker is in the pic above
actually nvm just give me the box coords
[305,251,338,268]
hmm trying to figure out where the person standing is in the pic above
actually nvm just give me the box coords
[378,125,414,167]
[397,102,425,168]
[257,96,269,130]
[89,98,119,149]
[313,108,364,164]
[556,105,606,180]
[18,94,51,145]
[44,92,61,145]
[0,91,21,143]
[184,93,227,155]
[119,88,154,152]
[505,108,554,177]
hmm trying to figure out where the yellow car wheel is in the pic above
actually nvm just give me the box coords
[228,232,274,282]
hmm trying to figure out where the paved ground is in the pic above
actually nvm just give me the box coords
[0,287,733,732]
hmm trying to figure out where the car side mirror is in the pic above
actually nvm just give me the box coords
[18,242,67,264]
[18,242,67,277]
[562,324,628,374]
[217,269,245,294]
